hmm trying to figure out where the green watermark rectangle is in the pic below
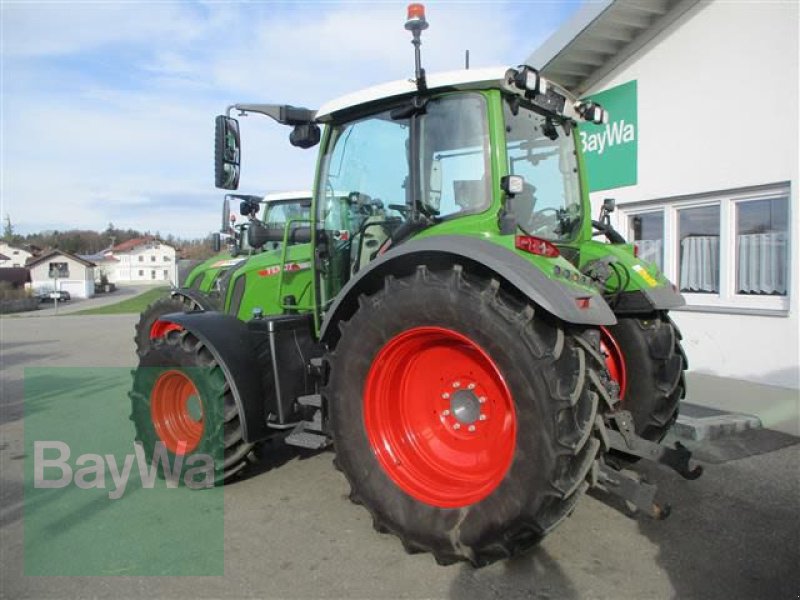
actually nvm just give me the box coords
[578,80,638,192]
[24,367,224,576]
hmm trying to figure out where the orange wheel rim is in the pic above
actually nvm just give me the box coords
[150,370,204,454]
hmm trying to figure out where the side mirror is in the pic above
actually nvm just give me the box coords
[600,197,616,226]
[222,195,232,233]
[215,116,241,190]
[211,232,221,253]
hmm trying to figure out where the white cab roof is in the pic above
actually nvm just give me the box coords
[316,66,511,121]
[263,190,312,202]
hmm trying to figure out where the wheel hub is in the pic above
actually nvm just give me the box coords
[450,389,481,424]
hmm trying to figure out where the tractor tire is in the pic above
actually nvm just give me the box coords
[602,313,686,441]
[130,329,253,484]
[325,265,607,567]
[134,293,205,357]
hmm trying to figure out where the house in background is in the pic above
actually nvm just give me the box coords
[0,241,33,268]
[28,250,96,299]
[82,237,178,285]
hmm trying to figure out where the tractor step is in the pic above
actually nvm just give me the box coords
[285,427,329,450]
[285,404,329,450]
[297,393,322,408]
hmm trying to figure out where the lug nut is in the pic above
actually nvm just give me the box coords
[468,425,476,432]
[453,381,461,388]
[479,414,487,421]
[478,396,486,404]
[442,392,450,399]
[467,383,476,390]
[453,423,461,430]
[442,409,450,416]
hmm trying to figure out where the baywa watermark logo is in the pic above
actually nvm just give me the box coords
[33,440,214,499]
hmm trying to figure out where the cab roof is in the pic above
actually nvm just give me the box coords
[315,66,512,122]
[315,65,584,124]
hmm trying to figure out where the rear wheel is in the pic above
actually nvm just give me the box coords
[326,265,607,566]
[130,330,253,483]
[602,313,686,441]
[134,294,205,357]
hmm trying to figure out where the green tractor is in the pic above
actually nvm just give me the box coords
[131,5,700,566]
[133,191,312,356]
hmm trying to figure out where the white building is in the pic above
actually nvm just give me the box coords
[528,0,798,433]
[0,241,33,268]
[28,250,96,299]
[89,237,178,285]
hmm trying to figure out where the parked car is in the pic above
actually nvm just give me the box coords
[38,290,70,303]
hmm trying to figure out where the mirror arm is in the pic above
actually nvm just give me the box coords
[228,104,317,126]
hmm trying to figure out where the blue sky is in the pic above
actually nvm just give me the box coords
[1,1,581,237]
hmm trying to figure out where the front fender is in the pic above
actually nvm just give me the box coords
[320,235,616,344]
[156,311,270,443]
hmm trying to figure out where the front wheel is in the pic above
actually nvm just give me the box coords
[601,313,686,441]
[326,265,607,566]
[130,330,253,483]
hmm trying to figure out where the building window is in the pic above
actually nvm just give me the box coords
[163,269,169,279]
[678,205,720,294]
[629,211,664,270]
[163,256,170,262]
[48,262,69,278]
[138,256,144,262]
[735,197,788,295]
[138,270,144,276]
[620,183,790,313]
[150,256,156,262]
[151,270,156,279]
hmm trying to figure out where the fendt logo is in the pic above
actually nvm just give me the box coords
[579,119,636,156]
[33,441,214,499]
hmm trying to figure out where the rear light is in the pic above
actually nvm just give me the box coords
[633,243,639,258]
[515,235,560,258]
[576,297,591,310]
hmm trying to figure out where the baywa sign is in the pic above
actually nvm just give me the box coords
[578,80,638,192]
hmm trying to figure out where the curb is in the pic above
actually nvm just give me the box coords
[674,404,762,442]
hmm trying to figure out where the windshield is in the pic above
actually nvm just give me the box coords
[263,199,311,227]
[504,100,583,241]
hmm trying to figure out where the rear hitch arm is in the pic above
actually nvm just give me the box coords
[607,410,704,480]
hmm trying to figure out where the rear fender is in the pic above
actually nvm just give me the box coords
[320,235,616,345]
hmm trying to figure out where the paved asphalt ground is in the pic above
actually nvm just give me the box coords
[1,314,798,599]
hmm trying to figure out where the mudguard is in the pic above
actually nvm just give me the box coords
[320,235,616,344]
[170,287,221,311]
[156,311,271,443]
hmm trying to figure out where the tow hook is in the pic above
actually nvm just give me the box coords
[592,410,703,519]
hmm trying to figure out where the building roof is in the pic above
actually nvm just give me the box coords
[110,236,156,253]
[526,0,698,94]
[27,249,96,269]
